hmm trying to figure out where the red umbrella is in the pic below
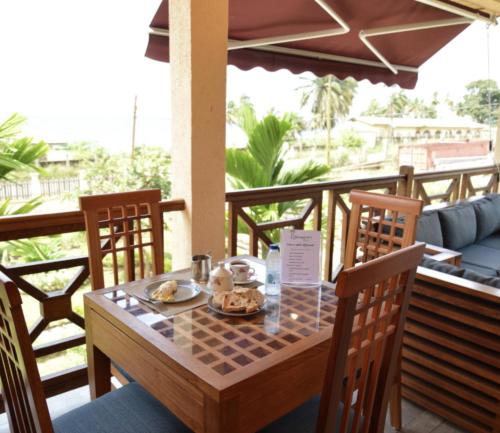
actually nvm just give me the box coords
[145,0,481,89]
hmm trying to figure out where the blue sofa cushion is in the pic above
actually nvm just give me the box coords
[416,210,443,247]
[472,197,500,241]
[461,268,500,288]
[420,257,500,286]
[457,244,500,274]
[438,203,477,250]
[420,257,466,277]
[53,383,191,433]
[478,232,500,250]
[460,262,498,277]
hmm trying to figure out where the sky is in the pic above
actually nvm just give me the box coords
[0,0,499,151]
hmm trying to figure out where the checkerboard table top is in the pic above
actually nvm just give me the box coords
[90,258,338,389]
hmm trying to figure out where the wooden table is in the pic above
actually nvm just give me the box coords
[84,256,338,433]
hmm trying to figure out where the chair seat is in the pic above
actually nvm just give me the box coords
[258,396,360,433]
[53,383,192,433]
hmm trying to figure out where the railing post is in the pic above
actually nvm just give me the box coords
[30,173,41,198]
[397,165,414,197]
[459,173,468,199]
[227,202,238,257]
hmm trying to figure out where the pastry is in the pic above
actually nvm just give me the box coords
[151,280,177,301]
[214,287,265,313]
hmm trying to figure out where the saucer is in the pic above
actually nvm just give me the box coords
[233,276,258,285]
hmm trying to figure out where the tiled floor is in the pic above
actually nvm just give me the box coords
[0,388,466,433]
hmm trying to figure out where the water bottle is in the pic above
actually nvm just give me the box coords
[265,244,281,296]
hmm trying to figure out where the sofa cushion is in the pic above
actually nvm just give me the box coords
[485,193,500,206]
[472,197,500,241]
[461,269,500,288]
[478,232,500,250]
[420,257,466,276]
[460,262,498,277]
[438,203,477,250]
[416,210,443,247]
[457,244,500,274]
[420,257,500,285]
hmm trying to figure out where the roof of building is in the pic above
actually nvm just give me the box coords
[354,116,487,129]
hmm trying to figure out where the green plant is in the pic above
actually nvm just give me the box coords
[226,99,330,241]
[0,113,49,215]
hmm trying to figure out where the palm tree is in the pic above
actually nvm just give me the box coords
[299,75,357,164]
[226,99,330,239]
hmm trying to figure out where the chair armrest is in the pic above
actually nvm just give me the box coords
[424,244,462,266]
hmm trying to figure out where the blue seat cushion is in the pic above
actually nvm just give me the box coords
[461,268,500,288]
[420,257,500,285]
[478,232,500,250]
[457,244,500,274]
[460,262,498,277]
[420,258,466,277]
[53,383,191,433]
[416,210,443,247]
[472,198,500,241]
[438,203,477,250]
[258,396,360,433]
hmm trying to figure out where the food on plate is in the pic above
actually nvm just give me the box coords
[151,280,178,302]
[212,287,265,313]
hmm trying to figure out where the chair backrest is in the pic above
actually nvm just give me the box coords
[317,242,425,433]
[79,189,164,290]
[344,190,423,268]
[0,273,54,433]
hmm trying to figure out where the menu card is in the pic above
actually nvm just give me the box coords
[280,229,321,285]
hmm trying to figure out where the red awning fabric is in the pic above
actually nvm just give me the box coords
[145,0,470,89]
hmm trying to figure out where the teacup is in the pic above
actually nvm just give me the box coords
[230,260,255,283]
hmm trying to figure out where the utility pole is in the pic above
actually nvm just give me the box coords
[131,95,137,159]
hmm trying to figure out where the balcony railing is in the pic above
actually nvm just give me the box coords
[0,164,498,408]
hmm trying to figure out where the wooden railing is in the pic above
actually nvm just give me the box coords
[226,164,500,280]
[0,163,498,406]
[0,199,185,405]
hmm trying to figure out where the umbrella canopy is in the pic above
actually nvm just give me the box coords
[145,0,482,89]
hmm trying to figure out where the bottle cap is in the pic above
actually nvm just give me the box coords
[270,244,280,251]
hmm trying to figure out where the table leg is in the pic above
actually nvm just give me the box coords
[85,305,111,400]
[204,395,238,433]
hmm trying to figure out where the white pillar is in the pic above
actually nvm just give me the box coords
[170,0,228,269]
[495,116,500,163]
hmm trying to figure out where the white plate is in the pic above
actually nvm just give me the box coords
[233,276,259,285]
[207,296,266,317]
[144,279,201,304]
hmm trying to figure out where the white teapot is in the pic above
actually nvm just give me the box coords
[208,261,234,292]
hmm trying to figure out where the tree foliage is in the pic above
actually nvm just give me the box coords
[362,90,438,119]
[299,76,357,164]
[79,145,171,198]
[456,79,500,125]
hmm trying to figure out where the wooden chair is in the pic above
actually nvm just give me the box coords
[79,189,164,384]
[344,190,424,269]
[260,243,425,433]
[79,189,164,291]
[343,190,423,431]
[0,272,192,433]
